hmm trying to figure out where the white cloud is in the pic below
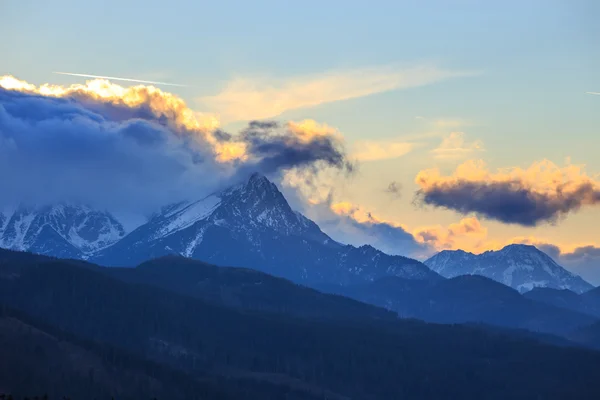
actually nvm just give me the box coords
[352,140,416,162]
[430,132,484,160]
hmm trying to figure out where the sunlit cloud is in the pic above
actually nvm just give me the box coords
[585,92,600,95]
[328,200,490,257]
[413,217,488,251]
[416,159,600,226]
[199,65,478,122]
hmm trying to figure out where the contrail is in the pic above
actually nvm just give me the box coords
[53,71,189,87]
[586,92,600,95]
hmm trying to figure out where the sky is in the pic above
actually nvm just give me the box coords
[1,0,599,281]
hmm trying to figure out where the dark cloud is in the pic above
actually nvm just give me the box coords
[416,180,600,226]
[236,119,352,176]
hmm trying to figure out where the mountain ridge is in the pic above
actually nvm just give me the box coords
[92,173,439,285]
[0,203,125,258]
[425,243,592,293]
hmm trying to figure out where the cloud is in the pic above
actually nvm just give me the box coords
[586,92,600,95]
[385,181,402,198]
[430,132,484,160]
[326,201,427,257]
[326,200,488,258]
[199,65,477,122]
[236,119,353,176]
[415,159,600,226]
[352,139,415,162]
[0,75,351,212]
[413,217,488,251]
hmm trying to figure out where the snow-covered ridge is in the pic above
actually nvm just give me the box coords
[151,195,221,240]
[0,203,125,255]
[425,244,592,294]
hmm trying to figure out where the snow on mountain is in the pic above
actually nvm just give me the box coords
[94,173,439,285]
[425,244,593,294]
[0,204,125,258]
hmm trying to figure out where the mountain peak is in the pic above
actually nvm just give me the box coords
[248,171,270,184]
[498,243,538,253]
[243,172,281,197]
[425,243,592,294]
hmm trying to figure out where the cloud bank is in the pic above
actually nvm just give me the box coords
[416,159,600,226]
[0,75,350,212]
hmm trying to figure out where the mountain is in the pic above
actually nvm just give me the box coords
[570,320,600,350]
[94,173,438,285]
[0,306,254,400]
[0,203,125,259]
[425,244,593,293]
[3,250,600,399]
[325,274,597,336]
[101,255,398,322]
[524,286,600,319]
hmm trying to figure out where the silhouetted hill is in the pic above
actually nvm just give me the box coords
[0,307,228,400]
[103,255,397,322]
[3,252,600,398]
[328,274,597,336]
[570,321,600,350]
[523,286,600,318]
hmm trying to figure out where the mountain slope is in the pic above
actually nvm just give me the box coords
[95,173,438,285]
[0,204,125,258]
[326,275,597,336]
[0,307,240,400]
[3,250,600,399]
[425,244,593,293]
[101,255,399,322]
[524,287,600,318]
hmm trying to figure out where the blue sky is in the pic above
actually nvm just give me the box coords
[1,0,599,280]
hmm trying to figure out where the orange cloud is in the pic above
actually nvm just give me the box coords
[412,217,488,251]
[330,202,396,226]
[330,200,488,254]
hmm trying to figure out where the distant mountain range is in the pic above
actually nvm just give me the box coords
[324,274,596,337]
[0,173,593,293]
[0,173,437,286]
[425,244,593,294]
